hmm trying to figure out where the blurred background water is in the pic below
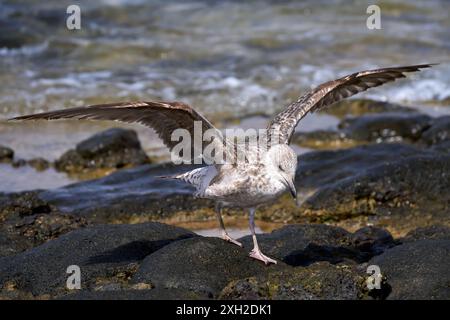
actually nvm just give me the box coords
[0,0,449,191]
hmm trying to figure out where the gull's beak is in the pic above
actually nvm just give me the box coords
[284,176,297,202]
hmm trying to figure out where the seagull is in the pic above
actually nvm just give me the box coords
[11,64,433,264]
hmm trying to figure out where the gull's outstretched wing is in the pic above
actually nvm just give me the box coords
[10,101,228,164]
[267,64,434,145]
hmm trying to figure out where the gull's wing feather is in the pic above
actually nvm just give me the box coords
[10,101,227,164]
[267,64,434,144]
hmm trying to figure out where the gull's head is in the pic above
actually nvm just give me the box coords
[266,144,298,202]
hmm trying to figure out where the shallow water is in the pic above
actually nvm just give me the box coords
[0,0,449,192]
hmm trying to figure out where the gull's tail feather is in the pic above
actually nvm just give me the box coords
[155,174,183,180]
[157,167,215,193]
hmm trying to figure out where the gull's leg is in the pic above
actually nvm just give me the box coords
[248,207,277,265]
[215,203,242,247]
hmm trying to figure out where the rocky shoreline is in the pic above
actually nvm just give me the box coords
[0,99,449,300]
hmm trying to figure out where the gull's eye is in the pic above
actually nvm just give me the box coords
[278,165,283,171]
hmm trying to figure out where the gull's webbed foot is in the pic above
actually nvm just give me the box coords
[249,248,277,265]
[221,232,243,247]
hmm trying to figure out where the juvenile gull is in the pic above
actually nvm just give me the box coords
[11,64,433,264]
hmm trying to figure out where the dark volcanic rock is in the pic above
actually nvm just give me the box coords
[0,223,195,297]
[60,287,208,300]
[131,237,289,298]
[0,191,86,256]
[40,163,211,222]
[430,140,450,154]
[0,191,52,222]
[27,158,50,171]
[219,262,365,300]
[0,20,41,49]
[0,145,14,163]
[369,240,450,299]
[34,142,434,225]
[238,224,395,266]
[0,212,88,258]
[55,128,150,173]
[12,159,27,168]
[299,154,450,224]
[320,99,415,118]
[350,226,396,256]
[339,112,431,143]
[420,115,450,145]
[292,130,348,149]
[295,143,428,193]
[402,225,450,242]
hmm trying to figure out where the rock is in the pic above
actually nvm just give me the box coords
[298,154,450,233]
[54,128,150,173]
[420,115,450,145]
[131,237,289,298]
[401,225,450,242]
[293,112,436,150]
[37,143,432,225]
[238,224,395,266]
[319,99,415,119]
[292,130,350,149]
[0,145,14,163]
[219,262,365,300]
[0,20,40,49]
[0,212,88,258]
[295,143,428,193]
[39,163,211,223]
[12,159,27,168]
[0,222,196,297]
[27,158,50,171]
[368,240,450,299]
[339,112,431,143]
[0,191,52,222]
[350,226,396,256]
[60,287,208,300]
[430,140,450,154]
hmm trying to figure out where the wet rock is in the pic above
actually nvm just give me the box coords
[299,154,450,229]
[401,225,450,242]
[38,143,431,224]
[0,190,80,258]
[350,226,396,256]
[12,159,27,168]
[338,112,431,143]
[60,287,208,300]
[219,262,365,300]
[0,222,196,297]
[238,224,395,266]
[54,128,150,173]
[430,140,450,154]
[419,115,450,145]
[368,240,450,299]
[293,111,436,149]
[131,237,289,298]
[40,163,211,222]
[0,213,88,257]
[27,158,50,171]
[292,130,349,149]
[0,191,52,222]
[0,20,40,49]
[295,143,428,192]
[320,99,415,119]
[0,145,14,163]
[239,224,356,266]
